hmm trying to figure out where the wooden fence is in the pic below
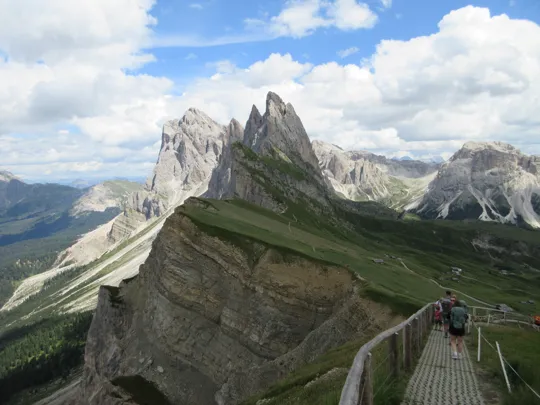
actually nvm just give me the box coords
[339,303,434,405]
[469,306,538,330]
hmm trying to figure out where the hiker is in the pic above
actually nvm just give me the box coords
[449,300,467,360]
[461,299,469,319]
[440,290,453,338]
[433,298,443,331]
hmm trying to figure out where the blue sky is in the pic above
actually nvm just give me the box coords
[144,0,538,77]
[0,0,539,182]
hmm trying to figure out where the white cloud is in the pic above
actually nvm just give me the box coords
[381,0,392,8]
[170,7,540,160]
[327,0,378,30]
[0,0,156,63]
[246,0,377,38]
[185,52,198,60]
[189,3,203,10]
[337,46,360,58]
[2,5,540,182]
[0,0,173,142]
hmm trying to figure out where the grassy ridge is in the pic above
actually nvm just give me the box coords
[181,198,540,312]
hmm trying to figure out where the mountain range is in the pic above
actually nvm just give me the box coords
[0,175,141,306]
[2,93,539,312]
[1,92,540,405]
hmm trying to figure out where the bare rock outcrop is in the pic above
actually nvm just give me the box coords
[80,201,381,405]
[108,109,228,243]
[313,140,439,208]
[408,141,540,228]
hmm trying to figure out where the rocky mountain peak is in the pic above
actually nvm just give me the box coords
[461,141,518,154]
[248,91,321,174]
[228,118,244,140]
[410,141,540,228]
[0,170,20,183]
[313,140,439,206]
[243,104,263,147]
[107,108,228,243]
[265,91,287,116]
[148,110,226,197]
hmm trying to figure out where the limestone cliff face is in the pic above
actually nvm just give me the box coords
[409,142,540,228]
[212,92,334,214]
[247,93,322,176]
[80,198,380,405]
[108,109,228,243]
[313,140,439,208]
[204,119,244,200]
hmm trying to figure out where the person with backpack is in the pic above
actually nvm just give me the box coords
[449,300,467,360]
[440,290,453,338]
[433,298,443,331]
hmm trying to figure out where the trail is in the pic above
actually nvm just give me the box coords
[399,259,495,308]
[403,330,485,405]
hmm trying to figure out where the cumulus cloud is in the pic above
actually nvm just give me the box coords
[172,7,540,159]
[245,0,377,38]
[1,4,540,182]
[189,3,203,10]
[0,0,174,181]
[337,46,360,58]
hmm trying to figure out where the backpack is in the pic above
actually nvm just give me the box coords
[451,307,466,329]
[441,298,452,315]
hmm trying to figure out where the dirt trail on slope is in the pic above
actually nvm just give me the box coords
[399,259,495,308]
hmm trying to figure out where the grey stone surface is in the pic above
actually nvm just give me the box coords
[79,206,383,405]
[403,330,485,405]
[411,141,540,228]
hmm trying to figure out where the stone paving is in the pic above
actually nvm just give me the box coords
[403,329,486,405]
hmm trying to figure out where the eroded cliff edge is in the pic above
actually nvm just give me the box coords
[80,198,386,405]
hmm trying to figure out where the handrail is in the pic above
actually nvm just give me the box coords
[339,302,433,405]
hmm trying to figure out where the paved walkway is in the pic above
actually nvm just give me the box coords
[403,330,486,405]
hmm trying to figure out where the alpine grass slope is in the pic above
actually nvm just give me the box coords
[73,92,540,405]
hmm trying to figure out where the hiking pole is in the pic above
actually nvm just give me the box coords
[496,342,511,394]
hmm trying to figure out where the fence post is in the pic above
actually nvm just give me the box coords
[477,327,481,362]
[404,323,412,371]
[419,314,424,341]
[389,332,399,378]
[422,310,429,339]
[426,308,431,336]
[413,317,420,354]
[360,352,374,405]
[496,342,511,394]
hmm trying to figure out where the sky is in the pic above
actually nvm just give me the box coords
[1,0,540,183]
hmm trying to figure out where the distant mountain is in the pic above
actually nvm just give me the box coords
[428,156,446,164]
[3,107,237,313]
[0,174,141,307]
[0,170,20,183]
[70,179,94,189]
[407,142,540,229]
[313,141,440,209]
[391,156,413,161]
[71,180,143,216]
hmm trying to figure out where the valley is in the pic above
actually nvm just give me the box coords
[0,92,539,405]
